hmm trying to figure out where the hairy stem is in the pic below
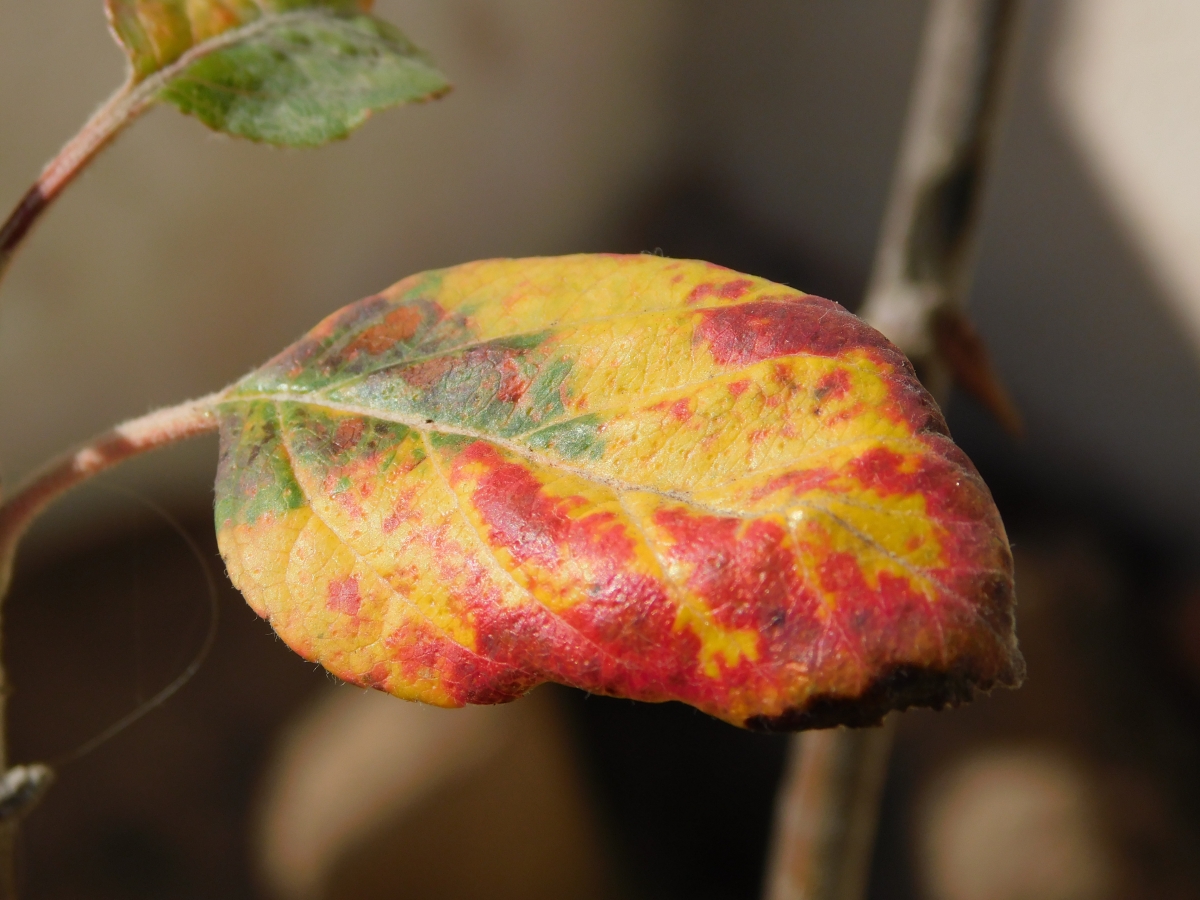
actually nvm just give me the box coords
[763,3,1025,900]
[0,10,320,289]
[0,391,222,896]
[0,393,224,603]
[0,80,146,286]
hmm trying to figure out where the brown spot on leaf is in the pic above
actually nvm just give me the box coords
[343,305,424,358]
[332,418,365,452]
[496,357,530,403]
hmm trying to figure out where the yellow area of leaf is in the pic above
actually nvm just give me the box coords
[386,256,773,339]
[672,605,761,679]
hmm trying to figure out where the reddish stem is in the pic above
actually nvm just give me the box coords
[0,9,310,288]
[0,393,224,601]
[0,81,149,284]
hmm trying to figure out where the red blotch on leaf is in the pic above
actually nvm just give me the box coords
[326,576,362,616]
[454,442,637,572]
[496,357,530,403]
[366,663,391,689]
[653,508,809,638]
[686,278,755,305]
[697,297,894,367]
[445,442,695,691]
[815,368,852,401]
[753,467,838,502]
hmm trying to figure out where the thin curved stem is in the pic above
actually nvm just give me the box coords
[0,392,225,601]
[0,79,146,285]
[0,392,222,897]
[0,9,323,289]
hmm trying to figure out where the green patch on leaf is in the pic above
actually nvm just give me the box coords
[489,331,553,352]
[214,401,307,527]
[525,415,606,460]
[427,432,471,451]
[524,358,572,422]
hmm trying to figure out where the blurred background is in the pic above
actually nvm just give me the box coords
[2,1,1200,897]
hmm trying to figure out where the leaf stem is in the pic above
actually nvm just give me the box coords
[0,391,222,897]
[0,79,146,286]
[0,392,224,602]
[0,9,328,290]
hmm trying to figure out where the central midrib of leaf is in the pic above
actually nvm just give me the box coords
[225,390,703,505]
[219,390,930,527]
[131,9,342,86]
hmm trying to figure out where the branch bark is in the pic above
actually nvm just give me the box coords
[763,3,1025,899]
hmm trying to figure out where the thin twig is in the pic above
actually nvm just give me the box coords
[0,393,224,602]
[0,392,222,897]
[0,9,326,288]
[763,3,1025,900]
[0,80,142,285]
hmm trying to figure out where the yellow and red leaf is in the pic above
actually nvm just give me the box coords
[214,254,1022,730]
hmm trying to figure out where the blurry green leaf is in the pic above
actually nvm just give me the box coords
[159,13,449,145]
[106,1,449,146]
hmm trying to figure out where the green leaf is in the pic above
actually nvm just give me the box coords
[160,13,449,145]
[106,1,449,146]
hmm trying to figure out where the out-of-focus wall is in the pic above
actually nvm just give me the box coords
[0,0,680,525]
[1056,0,1200,351]
[669,1,928,297]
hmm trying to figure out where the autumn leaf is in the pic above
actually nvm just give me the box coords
[213,255,1023,730]
[105,0,449,145]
